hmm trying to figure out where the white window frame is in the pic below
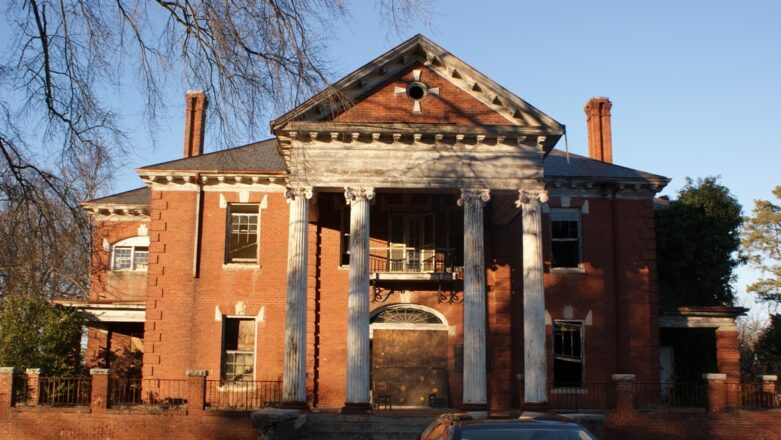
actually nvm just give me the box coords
[220,316,257,383]
[110,236,150,272]
[552,319,585,388]
[549,209,583,270]
[225,203,260,264]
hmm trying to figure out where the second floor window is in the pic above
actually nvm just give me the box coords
[227,204,259,263]
[110,236,150,271]
[550,210,581,268]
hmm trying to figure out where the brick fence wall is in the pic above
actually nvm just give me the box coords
[1,368,779,440]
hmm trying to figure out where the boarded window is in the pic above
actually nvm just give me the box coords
[227,204,259,263]
[551,210,581,268]
[553,321,584,387]
[222,318,255,382]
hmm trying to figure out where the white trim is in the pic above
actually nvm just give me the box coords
[368,304,449,338]
[113,236,150,247]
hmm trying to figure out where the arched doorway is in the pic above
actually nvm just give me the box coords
[370,305,450,408]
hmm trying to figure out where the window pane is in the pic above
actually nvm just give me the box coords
[552,241,580,268]
[228,205,259,262]
[113,247,132,270]
[553,322,583,387]
[223,318,255,382]
[133,247,148,270]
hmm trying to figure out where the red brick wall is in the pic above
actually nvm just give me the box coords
[87,186,662,410]
[334,64,512,125]
[90,219,150,302]
[0,410,257,440]
[602,411,781,440]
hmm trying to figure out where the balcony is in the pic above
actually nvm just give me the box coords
[369,247,461,281]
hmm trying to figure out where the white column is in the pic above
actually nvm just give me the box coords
[517,189,549,406]
[344,187,374,408]
[282,187,312,405]
[458,189,490,407]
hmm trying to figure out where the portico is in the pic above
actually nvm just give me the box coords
[272,35,564,410]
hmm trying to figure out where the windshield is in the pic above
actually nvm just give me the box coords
[460,427,596,440]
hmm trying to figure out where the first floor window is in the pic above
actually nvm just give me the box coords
[550,210,581,268]
[111,236,150,271]
[222,318,255,382]
[227,204,259,263]
[553,321,584,387]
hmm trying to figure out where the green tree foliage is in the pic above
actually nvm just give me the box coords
[755,314,781,375]
[742,185,781,304]
[656,177,744,308]
[0,294,85,375]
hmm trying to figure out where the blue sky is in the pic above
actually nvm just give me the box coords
[12,1,780,314]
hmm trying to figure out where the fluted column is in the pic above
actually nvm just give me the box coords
[343,187,374,412]
[282,186,312,407]
[458,189,490,409]
[517,189,549,407]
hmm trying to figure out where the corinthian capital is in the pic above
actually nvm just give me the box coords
[457,189,491,207]
[344,187,375,205]
[515,189,549,207]
[285,186,313,203]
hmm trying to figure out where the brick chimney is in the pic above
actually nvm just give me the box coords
[183,90,207,158]
[584,97,613,163]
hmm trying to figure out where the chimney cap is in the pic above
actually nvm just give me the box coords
[186,89,206,96]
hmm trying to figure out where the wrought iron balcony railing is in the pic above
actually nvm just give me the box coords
[369,247,459,274]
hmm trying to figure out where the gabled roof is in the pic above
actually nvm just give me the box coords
[84,187,150,206]
[271,35,564,139]
[138,139,285,172]
[544,150,669,185]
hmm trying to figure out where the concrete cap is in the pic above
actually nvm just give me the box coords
[25,368,44,375]
[612,374,636,381]
[186,369,208,377]
[89,368,111,375]
[702,373,727,380]
[757,375,778,382]
[0,367,18,374]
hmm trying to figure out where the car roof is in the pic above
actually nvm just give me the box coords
[434,413,586,429]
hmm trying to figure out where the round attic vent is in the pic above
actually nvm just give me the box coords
[406,82,427,100]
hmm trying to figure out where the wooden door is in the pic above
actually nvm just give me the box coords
[372,329,449,407]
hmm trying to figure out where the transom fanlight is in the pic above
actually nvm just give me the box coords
[371,306,442,324]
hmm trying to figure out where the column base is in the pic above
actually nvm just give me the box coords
[461,403,489,412]
[523,401,550,412]
[340,402,373,414]
[279,400,309,410]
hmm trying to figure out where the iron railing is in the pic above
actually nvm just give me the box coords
[109,378,188,408]
[635,382,706,410]
[205,380,282,411]
[369,247,458,274]
[546,383,615,411]
[732,382,780,410]
[37,377,91,406]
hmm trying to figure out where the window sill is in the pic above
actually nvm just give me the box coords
[550,267,586,274]
[337,265,350,271]
[222,263,260,271]
[110,270,148,274]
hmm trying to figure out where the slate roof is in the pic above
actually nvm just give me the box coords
[84,187,150,205]
[544,149,668,183]
[140,139,285,172]
[91,141,668,207]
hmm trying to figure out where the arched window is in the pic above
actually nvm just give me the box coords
[371,306,443,324]
[111,236,150,271]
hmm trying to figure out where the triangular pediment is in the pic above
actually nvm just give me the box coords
[271,35,564,138]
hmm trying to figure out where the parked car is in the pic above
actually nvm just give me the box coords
[418,413,598,440]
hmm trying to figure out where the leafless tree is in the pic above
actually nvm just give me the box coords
[0,0,430,299]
